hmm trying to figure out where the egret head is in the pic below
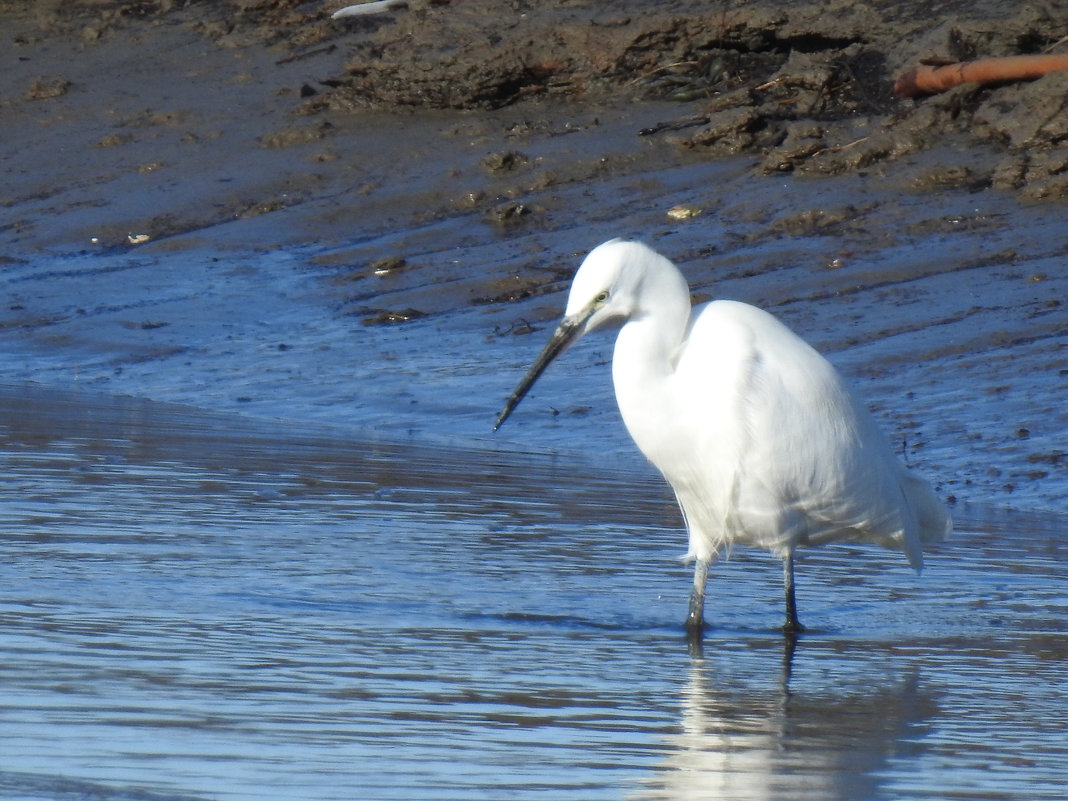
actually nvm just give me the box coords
[494,239,668,430]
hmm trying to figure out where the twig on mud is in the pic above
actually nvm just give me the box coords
[818,136,870,153]
[1042,35,1068,54]
[626,61,701,87]
[275,44,337,66]
[638,115,712,137]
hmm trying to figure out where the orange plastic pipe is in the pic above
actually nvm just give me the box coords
[894,53,1068,98]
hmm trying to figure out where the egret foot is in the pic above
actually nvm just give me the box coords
[782,551,805,635]
[685,593,706,636]
[685,557,710,635]
[684,606,706,635]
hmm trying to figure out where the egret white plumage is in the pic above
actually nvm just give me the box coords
[495,239,951,634]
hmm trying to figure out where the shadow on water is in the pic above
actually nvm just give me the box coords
[1,383,1066,801]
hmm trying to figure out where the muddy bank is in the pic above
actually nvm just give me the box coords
[1,0,1067,513]
[313,0,1068,200]
[3,0,1067,256]
[3,0,1066,258]
[3,0,705,255]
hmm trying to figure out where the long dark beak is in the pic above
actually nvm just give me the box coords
[494,311,589,431]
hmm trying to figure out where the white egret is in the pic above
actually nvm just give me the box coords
[495,239,951,634]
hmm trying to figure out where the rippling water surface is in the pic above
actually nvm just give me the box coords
[0,385,1064,801]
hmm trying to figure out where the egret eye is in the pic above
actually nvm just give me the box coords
[594,291,609,304]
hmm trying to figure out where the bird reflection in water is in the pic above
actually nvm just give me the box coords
[633,637,939,801]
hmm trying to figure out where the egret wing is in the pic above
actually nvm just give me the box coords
[672,300,943,565]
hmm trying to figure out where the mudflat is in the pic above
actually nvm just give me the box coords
[2,1,1067,507]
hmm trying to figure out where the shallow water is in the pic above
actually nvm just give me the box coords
[0,385,1064,801]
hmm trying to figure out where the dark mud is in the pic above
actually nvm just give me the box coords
[317,0,1068,200]
[3,2,1068,257]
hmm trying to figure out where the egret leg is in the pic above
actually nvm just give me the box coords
[685,558,709,634]
[782,551,805,634]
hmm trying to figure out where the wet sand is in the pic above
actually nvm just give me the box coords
[1,2,1067,799]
